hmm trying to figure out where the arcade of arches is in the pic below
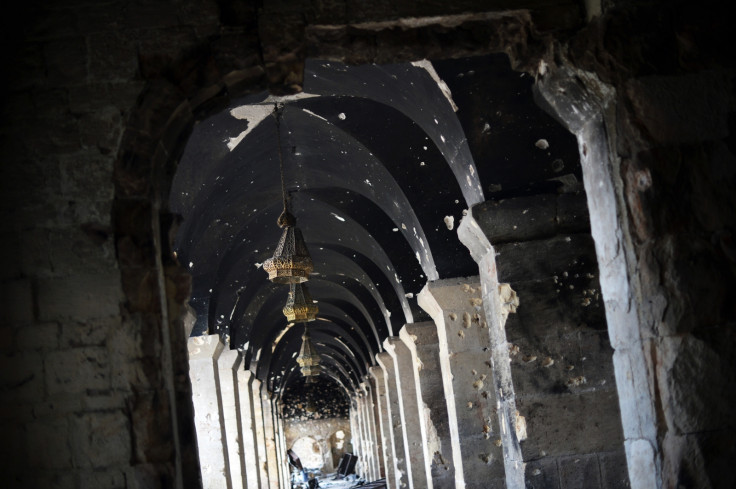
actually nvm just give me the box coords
[1,2,735,489]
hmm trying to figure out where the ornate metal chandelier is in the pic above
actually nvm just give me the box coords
[262,104,314,284]
[260,104,322,383]
[296,325,321,383]
[283,282,318,323]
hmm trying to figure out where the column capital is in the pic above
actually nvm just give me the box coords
[217,344,241,367]
[375,352,393,373]
[368,365,384,382]
[400,321,437,347]
[382,336,402,355]
[417,277,485,336]
[188,333,225,360]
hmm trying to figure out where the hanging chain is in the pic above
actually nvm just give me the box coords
[274,102,289,213]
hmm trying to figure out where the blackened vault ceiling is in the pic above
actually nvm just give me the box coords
[170,54,580,400]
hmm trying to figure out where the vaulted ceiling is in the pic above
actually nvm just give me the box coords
[170,54,580,402]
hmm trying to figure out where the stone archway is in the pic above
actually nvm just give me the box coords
[112,12,565,489]
[111,8,681,489]
[291,436,324,470]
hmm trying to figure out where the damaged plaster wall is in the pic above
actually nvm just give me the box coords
[284,418,352,473]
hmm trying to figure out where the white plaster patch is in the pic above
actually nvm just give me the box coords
[411,59,459,111]
[302,108,328,122]
[444,215,455,230]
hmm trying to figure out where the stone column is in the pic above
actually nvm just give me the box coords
[260,387,281,489]
[385,337,432,489]
[362,381,381,481]
[399,322,455,488]
[350,396,364,477]
[272,402,287,489]
[237,370,261,489]
[417,279,507,489]
[368,373,386,480]
[251,378,270,488]
[376,352,410,489]
[357,392,372,479]
[217,347,247,489]
[278,411,290,489]
[369,366,397,489]
[188,334,230,489]
[456,213,534,489]
[533,67,663,489]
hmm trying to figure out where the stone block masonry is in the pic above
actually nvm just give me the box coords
[460,191,627,489]
[418,278,508,489]
[1,1,734,488]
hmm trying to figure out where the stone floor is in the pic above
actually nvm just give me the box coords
[299,473,387,489]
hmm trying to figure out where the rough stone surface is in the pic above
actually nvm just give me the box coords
[418,278,507,489]
[284,418,352,473]
[466,191,627,488]
[401,321,455,488]
[1,1,734,489]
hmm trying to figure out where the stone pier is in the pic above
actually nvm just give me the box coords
[385,336,432,489]
[261,389,281,489]
[418,279,506,489]
[237,370,262,489]
[376,351,411,488]
[399,322,455,488]
[370,365,398,489]
[188,335,230,489]
[217,347,247,489]
[251,378,271,488]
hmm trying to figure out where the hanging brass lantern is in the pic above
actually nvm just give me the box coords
[263,210,314,284]
[261,103,314,284]
[296,325,321,381]
[283,282,318,322]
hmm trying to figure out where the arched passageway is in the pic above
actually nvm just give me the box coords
[175,53,624,489]
[3,3,733,489]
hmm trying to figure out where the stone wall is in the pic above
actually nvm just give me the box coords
[284,418,352,473]
[474,192,628,488]
[0,1,734,488]
[0,1,230,486]
[533,4,736,487]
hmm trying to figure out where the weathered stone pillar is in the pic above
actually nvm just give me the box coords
[534,66,667,489]
[367,371,386,480]
[260,387,281,489]
[357,390,373,480]
[188,334,230,489]
[369,365,397,489]
[217,347,247,489]
[351,395,365,477]
[399,322,455,488]
[385,336,432,489]
[277,409,290,489]
[417,279,507,489]
[251,378,271,488]
[237,370,261,489]
[456,219,526,489]
[376,352,410,489]
[272,403,287,489]
[362,381,381,481]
